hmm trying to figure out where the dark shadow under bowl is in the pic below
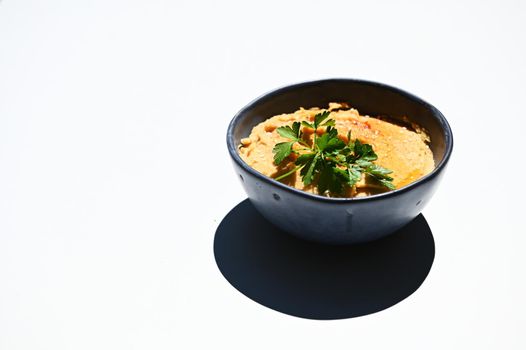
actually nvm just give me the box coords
[214,199,435,319]
[227,79,452,244]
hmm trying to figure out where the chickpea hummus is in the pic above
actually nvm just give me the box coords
[238,103,434,197]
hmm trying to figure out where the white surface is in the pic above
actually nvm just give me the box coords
[1,0,525,349]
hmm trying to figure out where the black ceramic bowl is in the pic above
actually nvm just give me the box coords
[227,79,453,244]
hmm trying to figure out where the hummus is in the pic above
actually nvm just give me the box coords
[238,103,435,197]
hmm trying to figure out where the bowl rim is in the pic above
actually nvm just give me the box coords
[227,78,453,202]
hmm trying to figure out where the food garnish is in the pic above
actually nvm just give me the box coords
[272,111,395,195]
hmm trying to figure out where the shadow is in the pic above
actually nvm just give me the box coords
[214,199,435,320]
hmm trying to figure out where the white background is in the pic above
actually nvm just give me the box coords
[1,0,525,349]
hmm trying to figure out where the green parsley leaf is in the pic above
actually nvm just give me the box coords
[295,152,316,165]
[321,119,336,127]
[376,178,396,190]
[301,121,314,129]
[315,132,331,151]
[317,165,332,195]
[314,111,331,129]
[325,137,346,153]
[366,164,393,179]
[360,146,378,161]
[318,165,345,194]
[301,154,319,186]
[276,121,301,140]
[355,159,373,167]
[347,166,362,187]
[272,141,295,164]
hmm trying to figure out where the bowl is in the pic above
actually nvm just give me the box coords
[226,79,453,244]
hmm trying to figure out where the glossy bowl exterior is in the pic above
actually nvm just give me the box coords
[227,79,453,244]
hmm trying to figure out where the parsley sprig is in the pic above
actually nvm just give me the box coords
[272,111,395,196]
